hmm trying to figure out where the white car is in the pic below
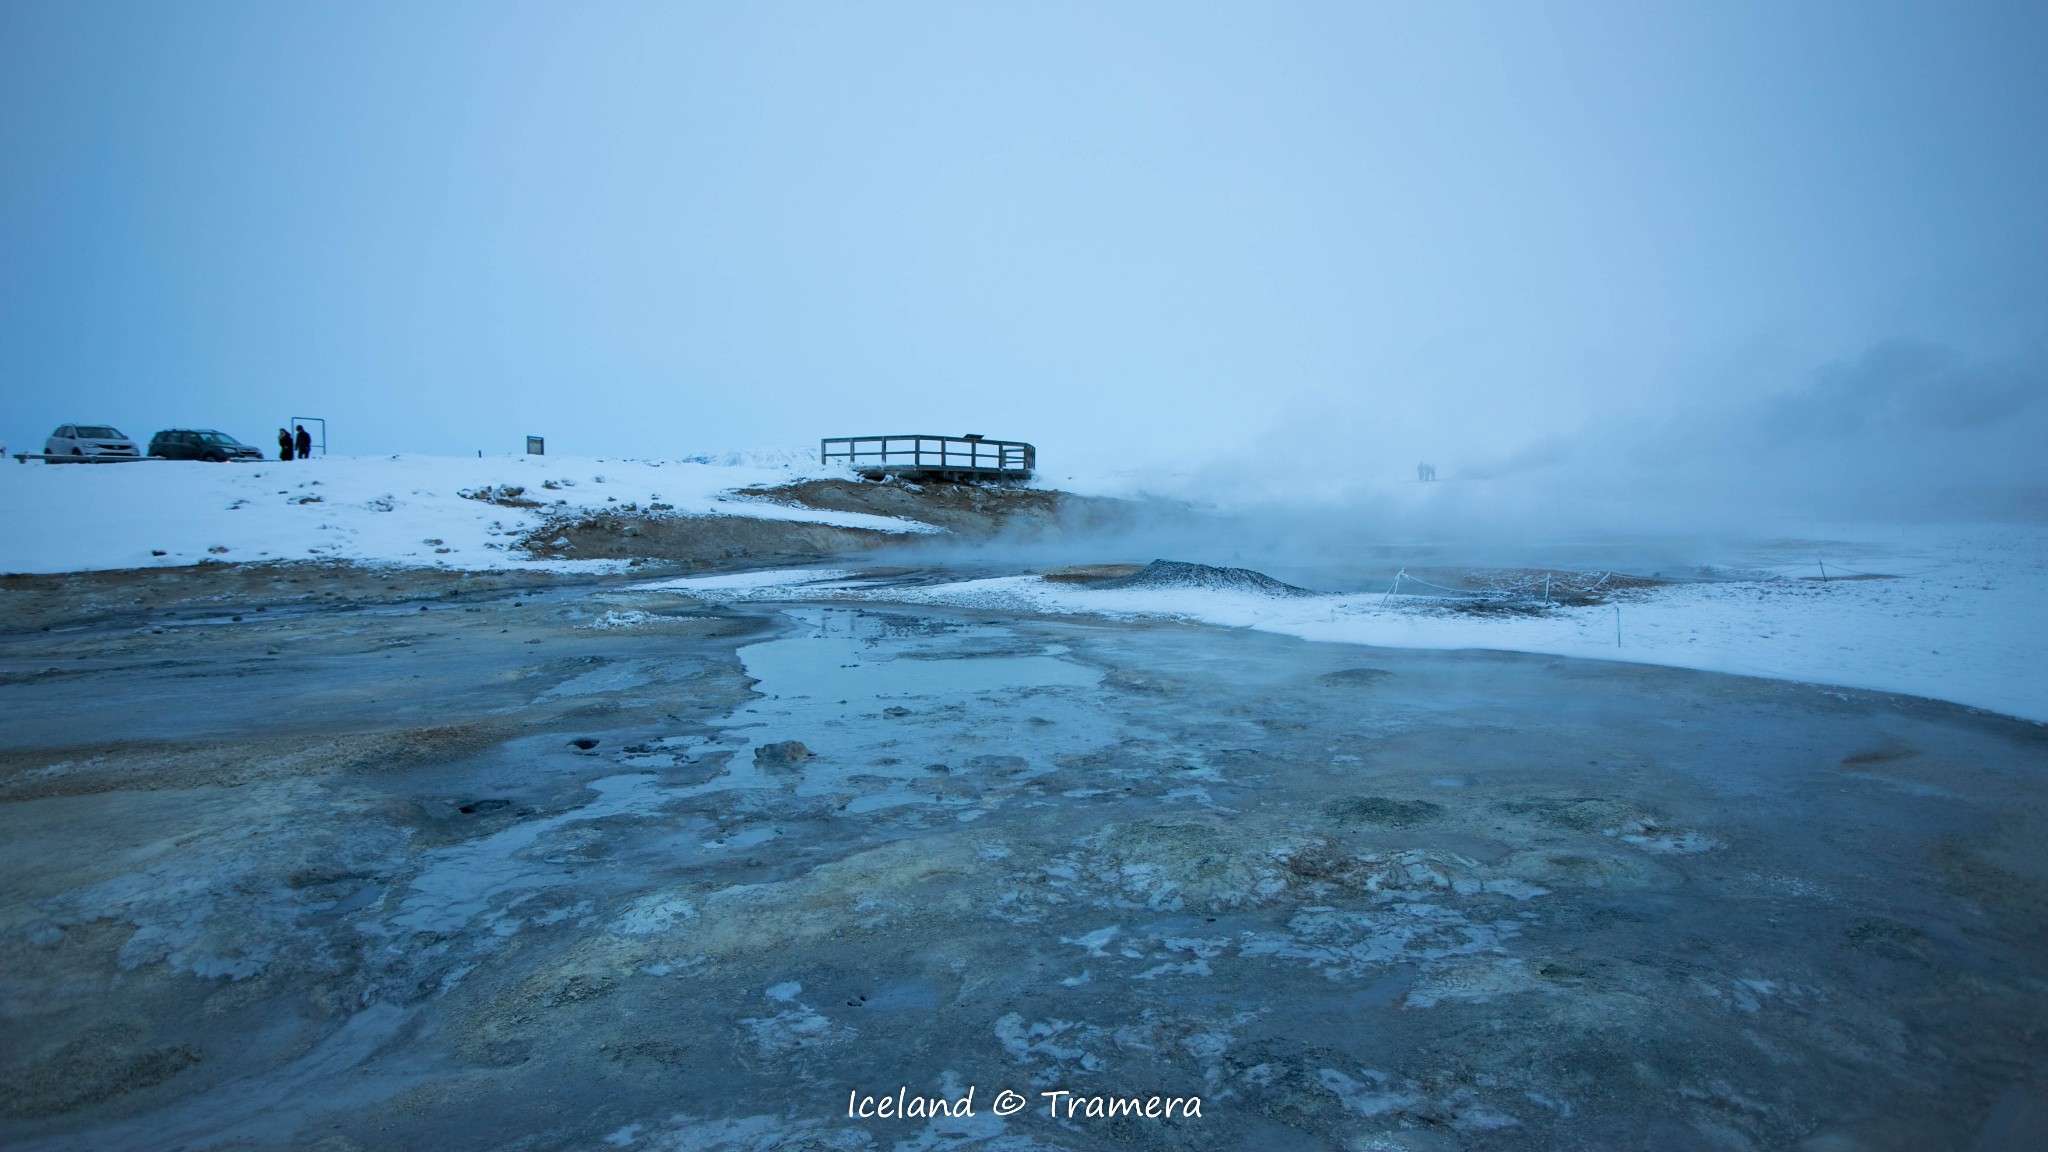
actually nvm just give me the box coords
[44,424,140,461]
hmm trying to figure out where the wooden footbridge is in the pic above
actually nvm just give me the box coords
[820,434,1034,481]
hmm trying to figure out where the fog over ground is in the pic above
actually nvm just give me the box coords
[1148,337,2048,540]
[3,2,2043,539]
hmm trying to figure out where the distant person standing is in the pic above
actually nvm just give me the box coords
[294,424,312,460]
[277,428,294,461]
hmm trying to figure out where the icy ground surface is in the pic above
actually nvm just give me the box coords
[2,574,2045,1151]
[0,451,928,574]
[658,524,2048,723]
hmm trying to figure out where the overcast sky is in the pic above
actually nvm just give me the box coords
[3,1,2043,517]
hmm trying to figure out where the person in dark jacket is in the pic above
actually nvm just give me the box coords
[294,424,312,459]
[277,428,294,461]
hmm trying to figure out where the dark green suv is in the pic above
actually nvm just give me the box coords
[148,429,265,462]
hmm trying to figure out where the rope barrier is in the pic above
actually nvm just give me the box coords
[1394,572,1518,596]
[1753,561,1937,579]
[1387,569,1618,601]
[1374,565,1640,608]
[1378,568,1406,609]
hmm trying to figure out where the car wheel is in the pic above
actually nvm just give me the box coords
[208,451,227,463]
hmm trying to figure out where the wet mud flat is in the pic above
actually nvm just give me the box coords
[0,570,2045,1151]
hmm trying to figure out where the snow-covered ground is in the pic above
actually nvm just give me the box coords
[5,452,2041,723]
[0,452,933,574]
[647,525,2048,724]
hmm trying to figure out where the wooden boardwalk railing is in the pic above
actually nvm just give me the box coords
[820,435,1034,480]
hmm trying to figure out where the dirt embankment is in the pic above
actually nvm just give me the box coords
[518,479,1136,565]
[732,478,1126,538]
[516,513,900,566]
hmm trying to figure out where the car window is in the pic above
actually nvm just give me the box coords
[56,426,73,438]
[76,426,122,439]
[199,432,237,445]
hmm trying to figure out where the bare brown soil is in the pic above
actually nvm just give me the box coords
[511,478,1140,569]
[733,478,1125,538]
[0,563,562,634]
[516,512,901,566]
[1406,567,1670,610]
[1039,563,1146,583]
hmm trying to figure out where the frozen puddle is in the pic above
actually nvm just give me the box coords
[539,661,655,699]
[386,773,669,936]
[391,607,1110,940]
[738,606,1100,702]
[688,607,1107,810]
